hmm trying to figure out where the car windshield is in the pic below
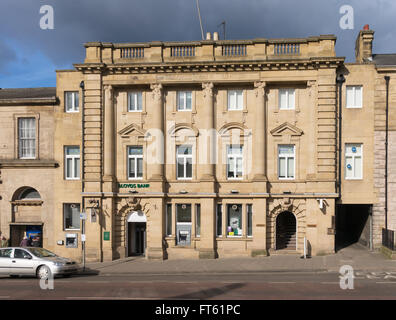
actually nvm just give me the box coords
[26,248,57,258]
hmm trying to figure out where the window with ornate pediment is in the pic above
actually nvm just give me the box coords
[219,122,251,181]
[117,123,147,181]
[270,122,303,181]
[168,124,198,181]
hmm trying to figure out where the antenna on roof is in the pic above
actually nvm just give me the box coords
[218,21,226,40]
[196,0,205,40]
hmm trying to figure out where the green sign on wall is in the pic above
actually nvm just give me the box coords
[103,231,110,241]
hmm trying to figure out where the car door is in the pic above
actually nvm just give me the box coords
[0,248,13,275]
[11,249,35,275]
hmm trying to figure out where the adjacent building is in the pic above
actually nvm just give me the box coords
[0,27,394,262]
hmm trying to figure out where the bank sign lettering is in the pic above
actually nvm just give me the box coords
[119,183,150,189]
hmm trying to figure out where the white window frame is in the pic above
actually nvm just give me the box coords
[128,146,143,180]
[128,92,143,112]
[65,91,79,113]
[279,88,295,110]
[345,143,363,180]
[65,146,80,180]
[176,145,193,180]
[278,145,295,180]
[177,91,192,111]
[227,145,244,180]
[346,86,363,109]
[227,204,243,238]
[18,118,36,159]
[227,90,244,110]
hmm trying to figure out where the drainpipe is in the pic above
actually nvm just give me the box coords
[336,74,345,199]
[80,80,85,195]
[335,73,345,252]
[385,76,390,232]
[80,80,85,271]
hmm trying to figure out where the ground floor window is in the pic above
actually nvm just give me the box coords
[63,203,80,230]
[227,204,242,237]
[216,204,222,237]
[247,204,253,237]
[176,204,192,246]
[195,204,201,237]
[166,204,172,236]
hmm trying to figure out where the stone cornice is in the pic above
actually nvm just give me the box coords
[0,159,59,168]
[0,97,58,106]
[10,200,43,206]
[74,57,344,74]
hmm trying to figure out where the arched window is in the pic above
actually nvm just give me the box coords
[18,188,41,200]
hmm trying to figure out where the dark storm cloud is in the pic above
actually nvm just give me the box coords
[0,0,396,70]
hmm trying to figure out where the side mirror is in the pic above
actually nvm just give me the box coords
[25,255,32,260]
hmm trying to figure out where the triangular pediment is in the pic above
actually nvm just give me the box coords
[118,123,146,137]
[270,122,303,136]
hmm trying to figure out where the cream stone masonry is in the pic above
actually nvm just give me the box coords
[2,28,393,262]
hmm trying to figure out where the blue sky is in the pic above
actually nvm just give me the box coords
[1,0,395,88]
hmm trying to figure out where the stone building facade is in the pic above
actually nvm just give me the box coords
[0,27,394,262]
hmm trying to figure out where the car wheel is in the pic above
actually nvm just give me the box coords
[37,265,51,280]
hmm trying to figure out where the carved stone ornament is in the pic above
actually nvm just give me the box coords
[104,85,113,99]
[150,83,163,102]
[202,82,214,98]
[254,81,266,97]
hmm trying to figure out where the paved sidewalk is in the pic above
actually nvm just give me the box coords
[82,244,396,275]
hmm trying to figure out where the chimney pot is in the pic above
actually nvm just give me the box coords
[206,32,212,40]
[363,24,370,31]
[213,32,219,41]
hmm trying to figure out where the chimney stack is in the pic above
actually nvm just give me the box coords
[213,32,219,41]
[355,25,374,63]
[206,32,212,40]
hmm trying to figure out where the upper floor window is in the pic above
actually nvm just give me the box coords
[177,145,192,179]
[128,146,143,179]
[345,144,362,179]
[65,91,79,112]
[279,89,295,110]
[18,118,36,159]
[346,86,363,108]
[65,146,80,180]
[227,145,243,179]
[278,145,295,179]
[177,91,192,111]
[228,90,243,110]
[128,92,143,111]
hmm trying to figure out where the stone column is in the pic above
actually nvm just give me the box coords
[199,198,216,259]
[149,83,164,181]
[200,82,215,181]
[253,81,267,181]
[104,85,115,179]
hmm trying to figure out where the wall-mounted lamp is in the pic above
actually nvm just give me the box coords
[129,190,138,194]
[179,190,188,194]
[230,190,239,194]
[317,199,327,209]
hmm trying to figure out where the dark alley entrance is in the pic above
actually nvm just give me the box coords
[336,204,372,251]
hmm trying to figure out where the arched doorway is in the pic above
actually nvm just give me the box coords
[10,187,43,247]
[276,211,296,250]
[126,211,147,257]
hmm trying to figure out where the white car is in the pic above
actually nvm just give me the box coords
[0,247,80,279]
